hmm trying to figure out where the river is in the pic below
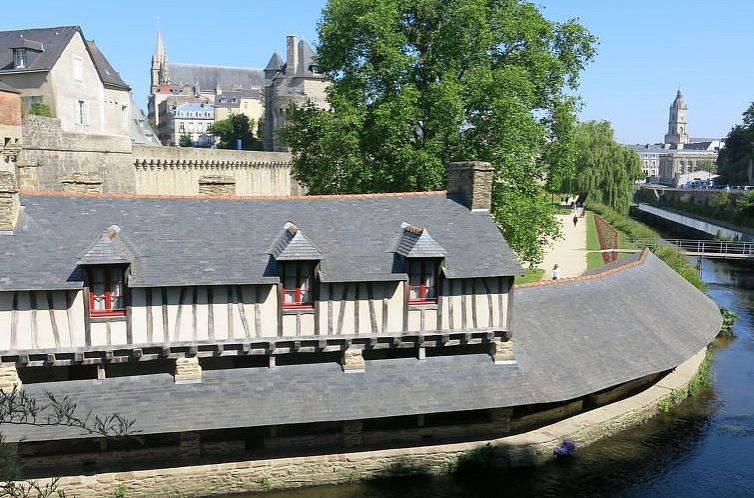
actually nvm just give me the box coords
[235,258,754,497]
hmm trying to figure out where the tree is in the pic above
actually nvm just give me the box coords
[178,133,192,147]
[718,103,754,185]
[281,0,596,264]
[565,121,643,214]
[0,387,135,497]
[695,159,717,175]
[208,114,262,151]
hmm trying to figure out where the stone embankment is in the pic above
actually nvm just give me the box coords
[31,348,707,497]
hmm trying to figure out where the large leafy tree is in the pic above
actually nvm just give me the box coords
[281,0,596,264]
[717,103,754,185]
[208,114,262,151]
[565,121,642,214]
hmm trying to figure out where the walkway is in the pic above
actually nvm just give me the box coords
[539,213,587,280]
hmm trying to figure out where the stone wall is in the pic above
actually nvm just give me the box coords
[27,348,707,497]
[18,116,295,196]
[0,90,21,127]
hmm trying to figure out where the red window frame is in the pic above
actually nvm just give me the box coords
[408,260,438,305]
[87,267,126,317]
[281,262,315,310]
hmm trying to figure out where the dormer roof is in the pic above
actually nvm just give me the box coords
[268,222,324,261]
[78,225,135,265]
[394,222,446,258]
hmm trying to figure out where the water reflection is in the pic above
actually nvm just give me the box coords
[225,259,754,498]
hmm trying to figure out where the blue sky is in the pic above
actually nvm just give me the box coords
[1,0,751,144]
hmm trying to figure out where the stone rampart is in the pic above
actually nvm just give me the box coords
[18,116,294,196]
[31,348,708,497]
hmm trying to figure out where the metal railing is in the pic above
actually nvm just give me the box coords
[632,238,754,258]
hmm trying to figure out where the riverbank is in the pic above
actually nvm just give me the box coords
[35,348,709,497]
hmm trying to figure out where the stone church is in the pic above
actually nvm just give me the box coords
[148,30,329,151]
[628,89,722,186]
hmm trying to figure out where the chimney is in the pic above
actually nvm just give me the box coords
[447,161,494,212]
[0,171,20,231]
[286,35,298,76]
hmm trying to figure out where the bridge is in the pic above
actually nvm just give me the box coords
[632,238,754,260]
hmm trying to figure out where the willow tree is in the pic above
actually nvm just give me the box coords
[281,0,596,264]
[566,121,642,214]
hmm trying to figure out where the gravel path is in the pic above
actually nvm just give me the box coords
[539,213,587,280]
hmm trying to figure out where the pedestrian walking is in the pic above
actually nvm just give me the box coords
[573,215,578,227]
[552,264,561,280]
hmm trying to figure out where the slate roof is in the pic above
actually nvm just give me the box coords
[0,80,18,93]
[5,252,721,442]
[0,192,522,290]
[85,40,129,90]
[167,63,265,91]
[77,225,136,265]
[0,26,78,72]
[268,223,324,261]
[264,51,284,72]
[0,26,129,91]
[394,222,446,258]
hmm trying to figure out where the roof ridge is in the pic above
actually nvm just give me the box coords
[513,249,649,289]
[20,190,448,201]
[169,62,264,71]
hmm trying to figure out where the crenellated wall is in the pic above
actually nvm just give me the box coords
[18,116,295,196]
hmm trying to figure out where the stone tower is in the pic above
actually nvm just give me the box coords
[664,89,689,148]
[150,28,169,92]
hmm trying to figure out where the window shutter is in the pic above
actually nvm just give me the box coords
[83,101,90,125]
[74,101,81,124]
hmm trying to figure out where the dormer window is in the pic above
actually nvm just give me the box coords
[281,262,314,309]
[408,260,438,305]
[13,49,26,69]
[87,266,126,317]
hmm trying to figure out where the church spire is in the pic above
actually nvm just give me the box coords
[664,88,689,147]
[151,28,169,88]
[155,28,165,60]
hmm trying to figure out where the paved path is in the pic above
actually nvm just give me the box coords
[539,213,587,280]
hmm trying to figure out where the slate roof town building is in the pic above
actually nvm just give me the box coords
[0,26,158,146]
[627,89,722,185]
[149,30,329,150]
[158,101,216,147]
[0,160,721,478]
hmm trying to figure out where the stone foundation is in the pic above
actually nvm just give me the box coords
[0,171,19,231]
[174,357,202,384]
[341,347,365,373]
[198,175,236,196]
[0,364,21,391]
[61,171,103,194]
[28,348,708,498]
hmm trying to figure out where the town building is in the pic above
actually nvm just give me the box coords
[148,31,328,150]
[0,27,131,138]
[627,90,722,186]
[0,162,721,484]
[158,100,215,147]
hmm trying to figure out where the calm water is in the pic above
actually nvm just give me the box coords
[235,259,754,498]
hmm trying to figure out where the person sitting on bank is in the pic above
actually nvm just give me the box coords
[552,264,561,280]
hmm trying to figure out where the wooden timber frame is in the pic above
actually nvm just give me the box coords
[2,329,511,369]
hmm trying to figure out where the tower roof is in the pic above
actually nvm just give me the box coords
[155,28,165,57]
[672,88,686,108]
[264,51,284,72]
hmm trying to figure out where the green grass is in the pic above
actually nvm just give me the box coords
[585,212,600,250]
[586,251,604,269]
[514,268,545,284]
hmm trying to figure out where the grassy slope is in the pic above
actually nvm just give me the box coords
[514,268,545,284]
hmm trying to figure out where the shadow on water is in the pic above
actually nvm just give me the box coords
[222,259,754,498]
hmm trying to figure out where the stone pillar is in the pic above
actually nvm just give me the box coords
[447,161,494,211]
[0,364,22,392]
[490,407,512,434]
[16,150,39,191]
[179,431,201,462]
[174,357,202,384]
[341,347,365,373]
[61,171,103,193]
[491,339,515,364]
[198,175,236,196]
[0,171,19,231]
[342,420,363,448]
